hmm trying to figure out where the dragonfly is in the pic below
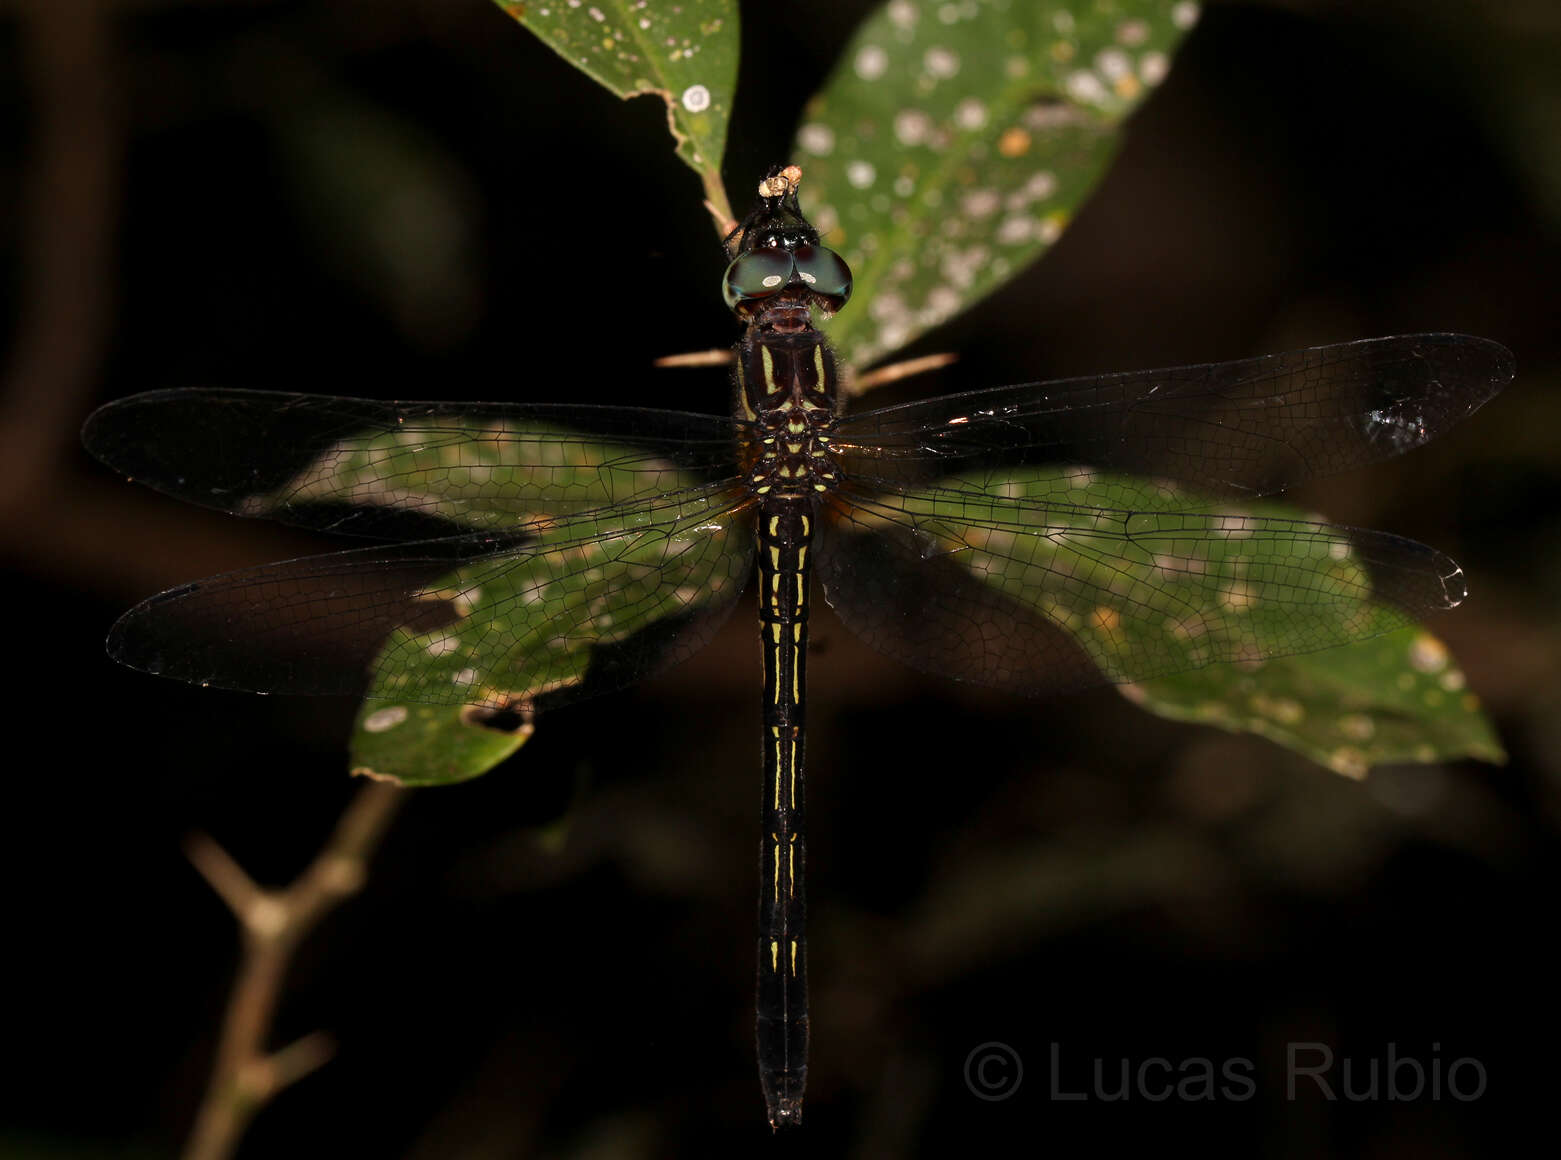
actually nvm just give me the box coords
[83,166,1511,1128]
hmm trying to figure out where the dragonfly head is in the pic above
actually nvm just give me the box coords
[723,165,852,325]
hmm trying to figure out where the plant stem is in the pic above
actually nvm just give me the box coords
[182,781,406,1160]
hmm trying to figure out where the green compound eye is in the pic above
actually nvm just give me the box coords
[791,244,852,309]
[723,248,795,310]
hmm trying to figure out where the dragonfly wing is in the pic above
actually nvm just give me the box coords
[833,334,1512,497]
[82,388,746,538]
[817,479,1464,696]
[817,505,1103,697]
[109,484,756,709]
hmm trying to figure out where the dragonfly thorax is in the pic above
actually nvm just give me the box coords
[739,333,841,499]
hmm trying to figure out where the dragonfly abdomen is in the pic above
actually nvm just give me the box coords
[755,502,813,1127]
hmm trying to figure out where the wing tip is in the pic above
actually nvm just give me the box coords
[1440,563,1468,610]
[1407,332,1515,403]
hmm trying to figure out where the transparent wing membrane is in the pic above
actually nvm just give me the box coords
[82,388,747,538]
[819,474,1463,696]
[834,334,1511,497]
[85,334,1510,708]
[108,486,756,709]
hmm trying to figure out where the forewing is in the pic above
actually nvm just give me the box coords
[818,474,1463,697]
[82,388,746,538]
[833,334,1512,498]
[109,485,756,709]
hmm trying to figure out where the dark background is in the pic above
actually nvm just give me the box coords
[4,0,1559,1156]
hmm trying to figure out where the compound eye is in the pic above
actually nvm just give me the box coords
[790,244,853,307]
[723,248,795,309]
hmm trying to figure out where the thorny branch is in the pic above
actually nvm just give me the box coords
[181,782,406,1160]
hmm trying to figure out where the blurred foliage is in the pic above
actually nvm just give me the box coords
[273,94,480,350]
[1129,625,1506,773]
[793,0,1199,369]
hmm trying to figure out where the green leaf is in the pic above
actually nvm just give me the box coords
[258,418,747,784]
[257,417,743,698]
[912,466,1503,770]
[348,494,744,783]
[495,0,739,225]
[351,699,533,786]
[1123,627,1506,775]
[361,497,745,711]
[254,418,696,528]
[904,469,1401,683]
[791,0,1201,369]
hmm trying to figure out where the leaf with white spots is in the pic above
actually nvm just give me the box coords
[358,494,749,713]
[494,0,738,223]
[1123,626,1505,774]
[891,470,1441,688]
[867,468,1500,770]
[351,699,533,786]
[793,0,1199,370]
[252,417,713,532]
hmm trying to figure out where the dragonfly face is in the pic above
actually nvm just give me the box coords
[80,163,1512,1131]
[723,165,853,327]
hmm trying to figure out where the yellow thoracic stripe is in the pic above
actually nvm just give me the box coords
[760,345,783,394]
[737,359,754,419]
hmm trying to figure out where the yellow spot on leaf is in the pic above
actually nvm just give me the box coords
[998,127,1031,158]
